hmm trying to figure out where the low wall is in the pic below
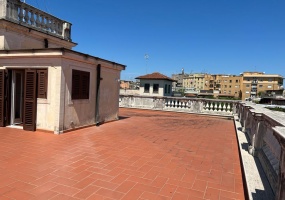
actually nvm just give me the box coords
[236,102,285,200]
[119,94,239,116]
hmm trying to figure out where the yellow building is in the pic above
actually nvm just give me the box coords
[241,72,283,100]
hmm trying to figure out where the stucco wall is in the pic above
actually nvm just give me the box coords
[61,59,97,132]
[98,67,120,123]
[37,65,62,132]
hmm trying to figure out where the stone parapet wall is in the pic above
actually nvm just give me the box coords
[236,102,285,199]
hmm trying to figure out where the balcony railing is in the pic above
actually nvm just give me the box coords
[119,95,239,116]
[1,0,72,41]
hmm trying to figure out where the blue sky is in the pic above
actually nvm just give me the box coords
[27,0,285,80]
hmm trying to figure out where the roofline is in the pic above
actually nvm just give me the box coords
[0,48,126,69]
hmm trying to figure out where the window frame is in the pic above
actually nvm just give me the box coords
[144,83,150,93]
[153,84,159,93]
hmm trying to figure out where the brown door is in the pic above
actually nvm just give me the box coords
[23,69,37,131]
[0,69,6,127]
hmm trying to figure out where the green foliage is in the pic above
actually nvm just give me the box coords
[266,107,285,112]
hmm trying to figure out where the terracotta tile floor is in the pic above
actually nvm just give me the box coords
[0,108,245,200]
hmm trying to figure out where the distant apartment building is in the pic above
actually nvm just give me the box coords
[183,73,206,91]
[241,72,284,100]
[171,71,283,100]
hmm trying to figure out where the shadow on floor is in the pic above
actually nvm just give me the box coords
[118,116,130,120]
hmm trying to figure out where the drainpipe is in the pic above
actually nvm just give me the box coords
[95,64,102,126]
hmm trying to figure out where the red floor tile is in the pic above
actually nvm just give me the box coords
[0,108,245,200]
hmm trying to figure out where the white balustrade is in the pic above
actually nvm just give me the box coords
[119,95,238,116]
[1,0,71,40]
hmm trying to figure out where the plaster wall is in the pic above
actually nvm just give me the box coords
[98,66,120,122]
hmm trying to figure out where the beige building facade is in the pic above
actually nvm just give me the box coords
[0,0,125,133]
[241,72,283,100]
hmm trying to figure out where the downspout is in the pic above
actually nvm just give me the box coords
[95,64,102,126]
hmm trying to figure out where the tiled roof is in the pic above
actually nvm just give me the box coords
[136,72,175,82]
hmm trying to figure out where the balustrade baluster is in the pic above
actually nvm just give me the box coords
[35,13,40,27]
[24,8,29,24]
[227,103,232,113]
[30,11,35,26]
[46,17,51,31]
[222,103,226,112]
[41,15,46,29]
[205,102,209,111]
[19,6,24,22]
[171,101,174,108]
[214,102,218,111]
[218,102,222,112]
[226,103,230,112]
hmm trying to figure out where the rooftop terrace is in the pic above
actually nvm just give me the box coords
[0,108,245,200]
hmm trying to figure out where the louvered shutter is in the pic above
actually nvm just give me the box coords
[72,70,80,99]
[37,70,47,99]
[23,70,37,131]
[81,71,90,99]
[0,70,6,127]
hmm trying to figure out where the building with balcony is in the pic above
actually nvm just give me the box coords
[0,0,125,133]
[241,72,284,100]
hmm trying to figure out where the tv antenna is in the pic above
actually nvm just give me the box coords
[144,54,149,74]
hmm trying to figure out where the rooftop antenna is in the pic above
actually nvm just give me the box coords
[144,54,149,74]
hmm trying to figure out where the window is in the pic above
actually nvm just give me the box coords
[72,69,90,99]
[164,84,167,94]
[235,85,239,88]
[268,85,272,88]
[236,80,238,83]
[229,85,232,88]
[229,80,232,83]
[268,78,272,82]
[246,91,249,94]
[259,85,263,88]
[153,84,159,93]
[246,84,250,87]
[168,85,171,93]
[224,85,227,88]
[37,69,48,99]
[144,84,150,93]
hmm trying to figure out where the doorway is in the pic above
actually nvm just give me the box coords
[11,70,24,125]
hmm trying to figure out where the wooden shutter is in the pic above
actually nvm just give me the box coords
[37,70,48,99]
[23,70,37,131]
[0,70,6,127]
[81,71,90,99]
[72,70,80,99]
[72,70,90,99]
